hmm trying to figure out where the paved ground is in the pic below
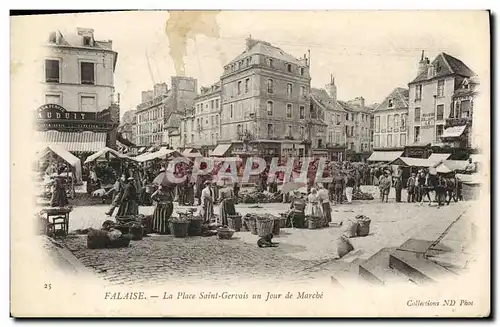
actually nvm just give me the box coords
[46,186,471,286]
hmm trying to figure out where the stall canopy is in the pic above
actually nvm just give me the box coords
[134,149,182,162]
[367,151,403,162]
[441,125,467,138]
[428,153,452,165]
[211,144,232,157]
[390,157,434,167]
[435,160,469,174]
[36,131,106,153]
[39,145,82,181]
[84,147,126,164]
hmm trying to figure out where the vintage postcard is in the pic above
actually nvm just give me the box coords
[10,10,490,317]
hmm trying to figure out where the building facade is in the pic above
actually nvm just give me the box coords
[118,109,137,144]
[36,27,119,154]
[407,52,475,149]
[373,87,409,150]
[135,77,197,147]
[219,37,312,159]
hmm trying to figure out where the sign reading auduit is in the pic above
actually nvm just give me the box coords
[36,104,112,122]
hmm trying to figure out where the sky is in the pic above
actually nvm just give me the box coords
[11,11,489,117]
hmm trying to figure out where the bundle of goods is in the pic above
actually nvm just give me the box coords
[201,222,219,237]
[355,215,372,237]
[238,189,283,204]
[342,215,372,238]
[87,225,131,249]
[115,215,146,240]
[334,235,354,259]
[351,190,375,201]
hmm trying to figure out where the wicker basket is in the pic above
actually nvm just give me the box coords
[272,218,281,235]
[169,222,189,238]
[306,216,323,230]
[279,216,287,229]
[188,218,203,236]
[227,214,242,232]
[129,225,144,241]
[256,218,274,237]
[245,216,258,235]
[217,228,235,240]
[356,217,371,237]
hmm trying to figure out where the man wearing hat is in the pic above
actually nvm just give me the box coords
[200,180,214,223]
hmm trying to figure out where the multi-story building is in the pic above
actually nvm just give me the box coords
[373,87,409,149]
[135,77,197,147]
[118,109,137,144]
[35,27,119,155]
[407,51,475,157]
[342,97,373,159]
[218,37,312,160]
[442,75,479,149]
[180,82,221,152]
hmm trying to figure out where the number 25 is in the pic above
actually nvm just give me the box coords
[44,284,51,290]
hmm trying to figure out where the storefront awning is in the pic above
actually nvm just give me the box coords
[37,131,106,153]
[428,153,451,164]
[441,125,467,138]
[390,157,434,167]
[211,144,232,157]
[367,151,403,162]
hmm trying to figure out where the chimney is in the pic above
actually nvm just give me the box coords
[154,83,168,97]
[141,91,148,103]
[246,35,258,51]
[146,90,154,101]
[325,74,337,102]
[417,50,427,75]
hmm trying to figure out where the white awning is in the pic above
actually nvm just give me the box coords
[84,147,126,164]
[211,144,232,157]
[428,153,451,164]
[38,145,82,182]
[441,125,467,138]
[367,151,403,162]
[390,157,435,167]
[134,149,182,162]
[36,131,106,153]
[435,160,469,173]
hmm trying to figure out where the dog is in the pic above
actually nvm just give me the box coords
[257,233,279,248]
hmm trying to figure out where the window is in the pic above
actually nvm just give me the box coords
[414,107,421,122]
[211,116,214,126]
[267,124,273,138]
[436,124,444,141]
[401,114,406,129]
[215,99,219,109]
[461,100,471,118]
[299,106,305,119]
[375,116,380,132]
[287,125,292,137]
[287,64,292,72]
[336,114,341,125]
[387,134,392,147]
[328,131,333,143]
[388,99,393,108]
[394,114,400,129]
[266,101,274,116]
[300,86,306,97]
[245,78,249,93]
[237,81,242,95]
[351,126,354,136]
[45,59,60,83]
[215,133,219,140]
[80,62,95,85]
[230,104,233,118]
[287,83,292,98]
[286,104,292,118]
[211,100,214,109]
[80,95,96,111]
[299,148,304,156]
[335,132,341,144]
[437,80,445,97]
[267,79,274,93]
[414,126,421,143]
[346,113,349,120]
[45,94,61,104]
[216,115,219,125]
[237,124,242,135]
[415,84,422,100]
[318,139,323,148]
[300,126,305,138]
[436,104,444,120]
[83,36,92,46]
[388,114,393,130]
[268,59,273,68]
[300,67,304,76]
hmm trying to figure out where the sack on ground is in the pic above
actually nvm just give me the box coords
[342,218,358,238]
[87,228,109,249]
[356,215,372,237]
[335,235,354,259]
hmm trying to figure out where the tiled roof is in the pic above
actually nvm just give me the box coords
[375,87,409,111]
[229,39,304,66]
[409,52,475,84]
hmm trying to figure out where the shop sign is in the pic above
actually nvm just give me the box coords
[36,104,111,122]
[421,113,435,129]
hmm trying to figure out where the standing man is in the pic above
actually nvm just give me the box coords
[380,172,391,203]
[333,173,344,204]
[317,183,331,227]
[345,174,355,204]
[394,174,403,203]
[406,172,416,203]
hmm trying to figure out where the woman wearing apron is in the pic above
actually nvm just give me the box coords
[151,185,174,234]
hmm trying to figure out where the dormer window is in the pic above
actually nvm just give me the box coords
[388,99,393,108]
[83,36,92,46]
[48,32,57,44]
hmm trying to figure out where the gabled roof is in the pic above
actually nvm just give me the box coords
[410,52,475,84]
[310,88,346,112]
[375,87,409,111]
[229,39,304,66]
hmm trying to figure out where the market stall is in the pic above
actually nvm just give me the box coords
[84,147,127,164]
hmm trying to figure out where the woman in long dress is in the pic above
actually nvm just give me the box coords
[116,177,139,216]
[50,175,69,207]
[151,185,174,234]
[218,183,236,226]
[307,188,323,219]
[200,181,214,223]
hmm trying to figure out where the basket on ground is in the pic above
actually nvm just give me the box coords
[356,215,371,237]
[227,214,242,232]
[169,222,189,238]
[256,218,274,237]
[306,216,323,230]
[188,216,203,236]
[245,216,258,235]
[272,217,281,235]
[217,227,235,240]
